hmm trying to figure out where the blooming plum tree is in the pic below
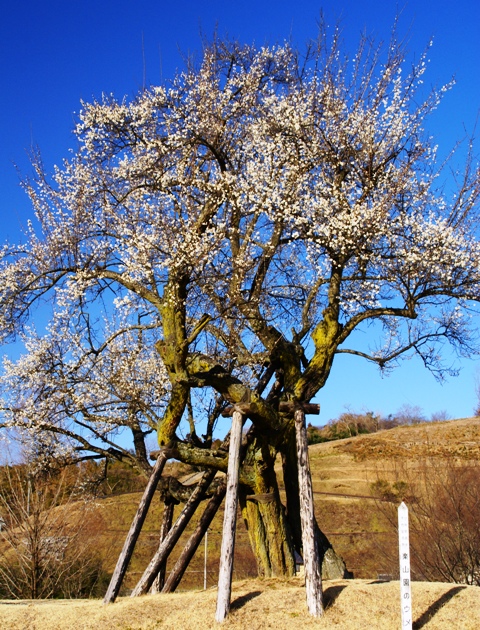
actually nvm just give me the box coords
[1,314,167,475]
[1,30,480,578]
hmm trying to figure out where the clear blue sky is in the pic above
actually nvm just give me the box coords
[1,0,479,424]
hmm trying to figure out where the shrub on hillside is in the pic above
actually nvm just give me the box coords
[308,406,450,445]
[307,412,383,444]
[371,457,480,586]
[0,462,110,599]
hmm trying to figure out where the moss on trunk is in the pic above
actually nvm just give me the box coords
[237,435,295,577]
[240,491,295,577]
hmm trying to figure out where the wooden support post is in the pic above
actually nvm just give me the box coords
[151,500,175,593]
[131,468,216,596]
[162,482,226,593]
[215,409,243,622]
[103,451,167,604]
[295,408,324,617]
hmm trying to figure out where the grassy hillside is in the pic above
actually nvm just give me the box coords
[1,577,479,629]
[0,418,478,627]
[86,417,480,589]
[2,418,478,596]
[305,416,480,578]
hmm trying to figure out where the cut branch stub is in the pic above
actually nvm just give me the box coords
[245,492,276,504]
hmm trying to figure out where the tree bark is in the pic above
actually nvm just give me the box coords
[131,467,216,596]
[162,482,226,593]
[103,451,167,604]
[240,492,295,577]
[295,408,323,617]
[238,433,295,577]
[215,410,243,622]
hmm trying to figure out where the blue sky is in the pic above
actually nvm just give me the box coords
[1,0,479,424]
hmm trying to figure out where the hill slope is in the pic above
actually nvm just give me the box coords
[76,417,480,587]
[0,577,478,629]
[1,418,479,627]
[2,418,477,596]
[308,417,480,576]
[303,417,480,578]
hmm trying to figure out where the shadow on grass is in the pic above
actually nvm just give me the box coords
[230,590,262,611]
[413,586,466,630]
[323,584,347,609]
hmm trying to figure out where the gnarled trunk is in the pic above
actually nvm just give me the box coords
[238,435,295,577]
[239,489,295,576]
[162,425,350,581]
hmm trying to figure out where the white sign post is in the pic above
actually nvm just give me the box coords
[398,502,412,629]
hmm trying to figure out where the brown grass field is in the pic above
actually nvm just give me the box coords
[0,577,478,629]
[85,416,480,587]
[1,417,479,628]
[304,416,480,578]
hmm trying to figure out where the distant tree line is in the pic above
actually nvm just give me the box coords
[307,405,451,444]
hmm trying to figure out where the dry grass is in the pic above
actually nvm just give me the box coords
[0,577,478,630]
[56,417,479,587]
[2,418,479,627]
[334,417,480,461]
[303,417,480,578]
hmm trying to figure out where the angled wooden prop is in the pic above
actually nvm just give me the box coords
[151,500,175,593]
[131,467,216,596]
[103,451,168,604]
[162,482,226,593]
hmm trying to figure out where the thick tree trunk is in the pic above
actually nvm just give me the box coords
[281,440,303,551]
[239,490,295,577]
[238,435,295,577]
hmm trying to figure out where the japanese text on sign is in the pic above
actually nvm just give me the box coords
[398,502,412,630]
